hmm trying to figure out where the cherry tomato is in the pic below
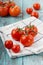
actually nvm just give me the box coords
[33,3,40,10]
[5,40,13,49]
[0,1,3,5]
[0,5,9,16]
[20,34,34,47]
[9,5,21,17]
[12,44,20,53]
[29,25,38,37]
[11,28,25,41]
[31,11,39,18]
[25,25,38,37]
[26,8,33,14]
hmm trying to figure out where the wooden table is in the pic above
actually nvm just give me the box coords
[0,0,43,65]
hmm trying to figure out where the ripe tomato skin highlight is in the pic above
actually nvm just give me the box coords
[0,5,9,16]
[31,11,39,18]
[12,45,20,53]
[5,40,13,49]
[26,8,33,14]
[9,5,21,17]
[33,3,40,10]
[11,28,25,41]
[20,34,34,47]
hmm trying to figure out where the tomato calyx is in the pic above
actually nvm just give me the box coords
[10,5,15,8]
[25,25,38,37]
[25,25,34,32]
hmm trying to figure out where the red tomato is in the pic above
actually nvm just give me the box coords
[33,3,40,10]
[5,1,16,8]
[25,25,38,37]
[31,11,39,18]
[29,25,38,37]
[2,1,15,9]
[9,5,21,17]
[0,5,9,16]
[12,44,20,53]
[11,28,25,41]
[2,2,10,8]
[5,40,13,49]
[20,34,34,47]
[26,8,33,14]
[0,1,3,5]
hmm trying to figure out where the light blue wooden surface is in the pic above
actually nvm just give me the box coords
[0,0,43,65]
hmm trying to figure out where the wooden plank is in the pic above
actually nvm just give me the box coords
[23,54,43,65]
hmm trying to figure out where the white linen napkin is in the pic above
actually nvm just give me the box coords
[0,17,43,58]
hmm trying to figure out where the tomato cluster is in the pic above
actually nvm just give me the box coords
[4,25,38,53]
[0,1,40,18]
[26,3,41,18]
[5,40,20,53]
[0,1,21,17]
